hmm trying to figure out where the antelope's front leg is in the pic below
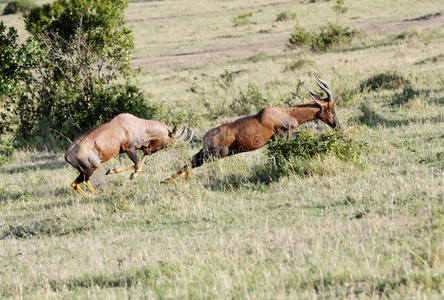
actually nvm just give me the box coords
[130,155,149,179]
[106,148,139,176]
[106,165,136,175]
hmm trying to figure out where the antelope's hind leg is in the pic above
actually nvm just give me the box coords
[71,173,94,195]
[71,175,87,195]
[161,149,206,184]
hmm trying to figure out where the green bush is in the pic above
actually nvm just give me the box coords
[196,71,268,119]
[233,12,254,26]
[288,23,356,51]
[288,25,314,49]
[311,22,357,51]
[359,71,411,92]
[2,0,36,15]
[229,83,268,115]
[267,131,365,176]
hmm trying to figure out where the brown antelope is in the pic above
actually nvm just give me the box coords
[65,113,186,195]
[161,76,340,184]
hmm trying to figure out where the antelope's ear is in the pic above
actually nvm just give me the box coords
[310,91,324,107]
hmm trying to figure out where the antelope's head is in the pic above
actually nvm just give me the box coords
[310,76,340,129]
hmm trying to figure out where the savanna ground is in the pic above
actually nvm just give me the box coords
[1,0,443,298]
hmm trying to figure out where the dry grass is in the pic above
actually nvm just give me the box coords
[1,0,444,298]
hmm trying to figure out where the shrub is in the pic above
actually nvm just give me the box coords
[288,25,313,49]
[2,0,35,15]
[280,80,305,106]
[275,11,297,22]
[288,23,357,51]
[267,131,365,176]
[359,71,411,92]
[233,12,254,27]
[229,83,268,115]
[311,22,357,51]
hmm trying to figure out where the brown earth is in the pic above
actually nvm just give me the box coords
[131,12,444,69]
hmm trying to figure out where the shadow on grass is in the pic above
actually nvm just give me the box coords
[1,160,67,174]
[208,164,283,192]
[353,104,443,127]
[0,216,94,239]
[0,190,34,202]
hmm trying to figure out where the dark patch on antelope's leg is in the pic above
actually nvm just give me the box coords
[72,172,97,195]
[81,169,97,195]
[71,173,87,195]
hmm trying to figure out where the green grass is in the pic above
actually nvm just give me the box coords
[1,0,444,298]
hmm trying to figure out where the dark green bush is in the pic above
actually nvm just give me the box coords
[0,22,40,134]
[267,131,365,176]
[359,71,411,92]
[2,0,35,15]
[32,83,161,140]
[0,0,159,145]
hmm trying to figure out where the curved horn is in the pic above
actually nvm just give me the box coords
[174,126,187,142]
[315,75,333,102]
[309,91,323,106]
[185,129,194,143]
[169,124,177,137]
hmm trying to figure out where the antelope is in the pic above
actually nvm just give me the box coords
[161,76,340,184]
[65,113,186,195]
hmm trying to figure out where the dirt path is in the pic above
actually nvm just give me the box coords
[131,12,444,69]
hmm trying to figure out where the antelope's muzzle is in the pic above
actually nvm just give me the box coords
[333,114,340,129]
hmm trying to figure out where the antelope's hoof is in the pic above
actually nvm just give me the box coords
[130,172,139,180]
[105,169,112,175]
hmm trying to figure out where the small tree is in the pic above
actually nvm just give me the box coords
[4,0,159,142]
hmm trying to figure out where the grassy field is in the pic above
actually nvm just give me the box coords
[1,0,443,298]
